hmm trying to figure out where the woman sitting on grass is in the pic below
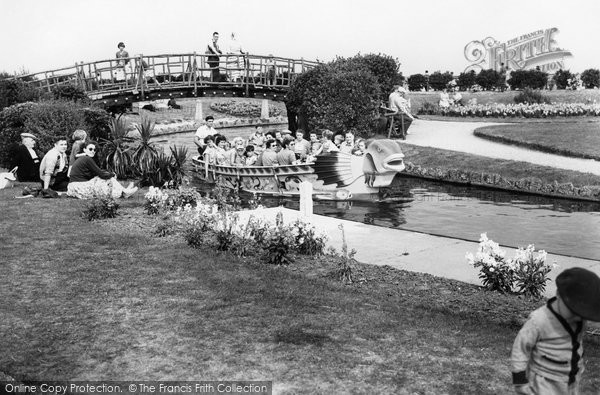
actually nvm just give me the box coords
[67,141,138,199]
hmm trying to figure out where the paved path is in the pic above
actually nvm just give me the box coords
[407,119,600,175]
[236,207,600,300]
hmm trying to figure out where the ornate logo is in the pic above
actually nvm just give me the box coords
[464,28,572,73]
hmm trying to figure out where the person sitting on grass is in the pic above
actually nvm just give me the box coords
[67,141,137,199]
[68,129,88,177]
[511,267,600,395]
[39,137,70,192]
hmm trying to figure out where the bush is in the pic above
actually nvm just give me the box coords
[507,69,548,90]
[553,69,574,90]
[286,60,381,137]
[81,195,120,221]
[52,84,89,103]
[513,88,551,104]
[0,76,47,111]
[581,68,600,89]
[183,226,206,249]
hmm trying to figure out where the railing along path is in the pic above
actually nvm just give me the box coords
[12,54,319,105]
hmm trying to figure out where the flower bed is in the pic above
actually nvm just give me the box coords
[421,102,600,118]
[210,100,284,118]
[403,162,600,201]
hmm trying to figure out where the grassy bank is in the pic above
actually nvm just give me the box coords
[474,121,600,161]
[398,143,600,188]
[1,190,599,394]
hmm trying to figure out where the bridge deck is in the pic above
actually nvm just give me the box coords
[13,54,319,106]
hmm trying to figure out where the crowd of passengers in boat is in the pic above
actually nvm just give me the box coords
[194,118,367,168]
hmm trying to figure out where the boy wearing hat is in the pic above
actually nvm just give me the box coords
[510,267,600,394]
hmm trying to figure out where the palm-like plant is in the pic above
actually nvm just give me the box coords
[168,144,188,188]
[102,114,134,178]
[132,116,158,176]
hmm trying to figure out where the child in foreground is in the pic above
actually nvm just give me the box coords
[510,267,600,394]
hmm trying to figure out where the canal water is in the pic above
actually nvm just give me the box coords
[157,129,600,262]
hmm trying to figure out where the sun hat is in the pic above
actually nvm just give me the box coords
[20,133,37,140]
[556,267,600,321]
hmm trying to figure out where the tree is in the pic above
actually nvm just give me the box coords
[428,71,454,91]
[507,69,548,90]
[553,69,574,90]
[457,71,477,91]
[286,61,381,137]
[476,69,503,91]
[581,68,600,89]
[340,53,403,98]
[407,74,426,91]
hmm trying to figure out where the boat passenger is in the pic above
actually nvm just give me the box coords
[215,135,230,165]
[339,131,355,154]
[194,116,217,155]
[276,138,297,165]
[321,130,339,153]
[244,145,257,165]
[309,132,323,156]
[293,129,310,161]
[202,135,218,164]
[333,133,344,149]
[352,139,366,156]
[228,137,246,166]
[248,126,265,153]
[255,140,278,166]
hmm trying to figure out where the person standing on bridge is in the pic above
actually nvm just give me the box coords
[226,32,247,83]
[206,32,222,82]
[115,42,130,82]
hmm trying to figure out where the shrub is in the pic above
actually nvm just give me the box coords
[553,69,574,90]
[289,219,328,256]
[0,77,47,111]
[102,115,134,179]
[52,84,88,103]
[81,195,120,221]
[581,68,600,89]
[513,88,551,105]
[336,223,355,283]
[286,55,388,137]
[183,226,206,249]
[466,233,554,298]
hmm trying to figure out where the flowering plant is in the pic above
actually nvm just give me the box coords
[466,233,514,293]
[466,233,556,297]
[427,102,600,118]
[144,186,169,215]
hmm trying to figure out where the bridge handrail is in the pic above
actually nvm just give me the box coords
[10,52,319,85]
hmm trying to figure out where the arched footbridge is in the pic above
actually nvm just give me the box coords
[13,54,319,109]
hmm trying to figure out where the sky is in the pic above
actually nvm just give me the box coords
[1,0,599,76]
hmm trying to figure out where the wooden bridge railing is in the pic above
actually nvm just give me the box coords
[12,54,320,100]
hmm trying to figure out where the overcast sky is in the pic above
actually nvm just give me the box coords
[2,0,599,76]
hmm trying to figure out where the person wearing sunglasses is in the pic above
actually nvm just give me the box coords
[67,141,137,199]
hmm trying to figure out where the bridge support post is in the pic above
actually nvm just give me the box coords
[261,99,269,119]
[194,100,203,122]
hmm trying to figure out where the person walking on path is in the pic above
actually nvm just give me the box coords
[510,267,600,395]
[206,32,222,82]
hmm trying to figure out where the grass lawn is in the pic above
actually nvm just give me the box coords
[398,143,600,188]
[1,187,599,394]
[474,120,600,161]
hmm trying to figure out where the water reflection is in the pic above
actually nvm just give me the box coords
[194,175,600,261]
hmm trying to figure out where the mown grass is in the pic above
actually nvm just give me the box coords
[474,120,600,161]
[398,143,600,187]
[1,190,598,394]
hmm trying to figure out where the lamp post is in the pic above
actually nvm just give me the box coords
[425,70,430,92]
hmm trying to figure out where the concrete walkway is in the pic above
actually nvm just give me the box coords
[407,119,600,175]
[237,207,600,300]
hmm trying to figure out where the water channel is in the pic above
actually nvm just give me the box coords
[157,128,600,262]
